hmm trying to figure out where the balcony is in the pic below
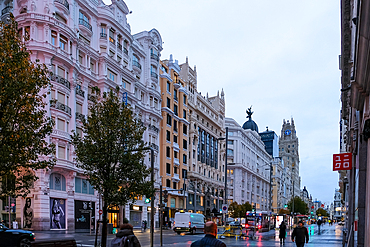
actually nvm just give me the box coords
[50,101,71,115]
[50,74,71,89]
[124,47,128,55]
[174,158,180,166]
[172,173,180,181]
[133,60,141,70]
[79,18,92,31]
[51,129,70,141]
[76,88,85,98]
[76,112,85,122]
[2,6,12,15]
[148,124,159,133]
[117,43,122,51]
[173,142,180,150]
[54,0,69,10]
[100,33,107,39]
[151,71,158,79]
[150,143,159,152]
[151,53,159,63]
[88,94,97,101]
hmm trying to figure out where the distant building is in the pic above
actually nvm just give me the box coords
[279,118,301,206]
[333,189,342,221]
[225,109,272,211]
[259,128,279,158]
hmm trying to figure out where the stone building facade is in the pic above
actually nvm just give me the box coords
[279,118,301,209]
[1,0,162,230]
[158,56,189,222]
[225,116,272,211]
[179,58,226,217]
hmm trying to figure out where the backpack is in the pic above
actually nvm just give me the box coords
[111,236,134,247]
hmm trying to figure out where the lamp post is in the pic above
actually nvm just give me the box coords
[218,126,228,225]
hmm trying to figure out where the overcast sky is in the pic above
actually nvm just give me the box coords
[110,0,341,204]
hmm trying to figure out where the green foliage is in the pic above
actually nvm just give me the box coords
[0,15,55,198]
[71,87,153,247]
[229,201,252,218]
[316,207,328,216]
[287,196,308,215]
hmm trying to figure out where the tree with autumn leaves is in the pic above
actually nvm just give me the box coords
[0,15,55,198]
[72,87,154,247]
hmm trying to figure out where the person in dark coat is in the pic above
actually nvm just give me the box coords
[291,221,309,247]
[112,223,141,247]
[279,221,287,245]
[191,221,226,247]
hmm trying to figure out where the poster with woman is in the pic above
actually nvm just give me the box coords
[50,198,66,229]
[23,198,33,228]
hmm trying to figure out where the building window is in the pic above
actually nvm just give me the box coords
[60,35,67,51]
[166,163,171,174]
[166,147,171,158]
[76,127,83,137]
[183,110,186,119]
[174,104,178,116]
[173,182,177,190]
[227,140,233,145]
[166,179,171,188]
[167,98,171,108]
[183,139,188,150]
[49,173,66,191]
[174,89,178,101]
[51,31,57,46]
[227,149,234,156]
[108,69,117,82]
[57,118,65,131]
[170,198,176,208]
[183,95,187,105]
[167,81,170,92]
[167,114,172,126]
[174,166,178,174]
[174,120,178,132]
[183,125,187,135]
[58,146,66,159]
[166,130,171,142]
[183,154,187,164]
[75,177,94,194]
[173,135,178,143]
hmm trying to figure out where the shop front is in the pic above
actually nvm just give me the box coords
[75,200,95,232]
[129,205,142,228]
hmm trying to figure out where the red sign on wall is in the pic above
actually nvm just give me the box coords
[333,153,352,171]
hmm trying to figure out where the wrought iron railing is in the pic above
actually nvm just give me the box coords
[76,112,85,122]
[151,53,159,61]
[76,88,85,97]
[2,6,12,15]
[79,18,92,31]
[100,33,107,39]
[50,74,70,89]
[54,0,69,10]
[133,60,141,70]
[151,71,158,79]
[50,101,71,115]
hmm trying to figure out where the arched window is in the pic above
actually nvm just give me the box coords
[49,173,66,191]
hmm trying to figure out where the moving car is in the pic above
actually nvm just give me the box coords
[0,223,35,247]
[173,212,205,234]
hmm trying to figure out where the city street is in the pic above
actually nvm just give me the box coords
[33,223,343,247]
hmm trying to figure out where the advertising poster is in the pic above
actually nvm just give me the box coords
[75,200,95,230]
[50,198,66,229]
[276,215,284,228]
[23,198,34,228]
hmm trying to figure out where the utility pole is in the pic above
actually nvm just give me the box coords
[150,148,154,247]
[159,184,163,247]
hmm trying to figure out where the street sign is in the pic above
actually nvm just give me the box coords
[333,153,352,171]
[99,209,103,215]
[222,204,228,214]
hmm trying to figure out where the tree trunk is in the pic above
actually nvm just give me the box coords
[101,200,108,247]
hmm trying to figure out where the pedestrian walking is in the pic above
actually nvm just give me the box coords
[291,221,309,247]
[191,221,226,247]
[279,221,287,245]
[317,219,322,234]
[111,223,141,247]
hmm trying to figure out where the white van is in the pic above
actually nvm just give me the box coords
[173,212,205,234]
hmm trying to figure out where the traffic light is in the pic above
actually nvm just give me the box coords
[252,204,256,215]
[163,190,168,203]
[144,198,151,203]
[284,204,288,208]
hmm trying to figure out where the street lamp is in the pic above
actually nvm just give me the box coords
[218,126,228,225]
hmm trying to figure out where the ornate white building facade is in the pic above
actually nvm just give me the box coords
[225,116,272,210]
[1,0,162,230]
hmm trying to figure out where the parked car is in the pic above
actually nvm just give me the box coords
[0,223,35,247]
[338,221,345,226]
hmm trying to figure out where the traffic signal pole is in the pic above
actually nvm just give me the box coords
[160,185,163,247]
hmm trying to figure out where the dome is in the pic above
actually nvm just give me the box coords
[242,106,259,132]
[242,119,259,132]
